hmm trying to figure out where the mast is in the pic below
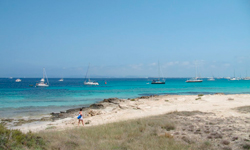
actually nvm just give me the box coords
[43,68,45,79]
[195,62,198,78]
[158,61,160,80]
[44,68,49,85]
[85,63,90,81]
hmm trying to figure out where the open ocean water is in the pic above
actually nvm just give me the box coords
[0,78,250,118]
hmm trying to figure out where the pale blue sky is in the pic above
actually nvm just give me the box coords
[0,0,250,78]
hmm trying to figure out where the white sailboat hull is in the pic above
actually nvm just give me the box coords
[84,81,99,85]
[208,78,215,81]
[36,83,49,87]
[186,79,203,83]
[36,68,49,87]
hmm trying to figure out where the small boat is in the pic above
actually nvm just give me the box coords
[186,62,203,83]
[84,64,99,85]
[15,78,21,82]
[229,77,238,81]
[186,77,203,83]
[59,78,64,82]
[207,77,215,81]
[36,68,49,87]
[151,79,165,84]
[242,77,250,80]
[242,71,250,80]
[151,61,165,84]
[84,80,99,85]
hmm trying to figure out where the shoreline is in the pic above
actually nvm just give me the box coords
[1,93,250,134]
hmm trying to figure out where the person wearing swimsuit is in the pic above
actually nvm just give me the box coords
[78,108,84,126]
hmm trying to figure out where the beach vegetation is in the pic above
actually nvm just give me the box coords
[45,126,57,130]
[0,123,46,150]
[195,98,201,100]
[37,111,217,150]
[130,99,135,101]
[38,114,202,150]
[165,100,169,102]
[198,94,204,97]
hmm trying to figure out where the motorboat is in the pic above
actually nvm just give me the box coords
[15,78,21,82]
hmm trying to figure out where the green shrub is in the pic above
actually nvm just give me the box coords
[0,123,46,150]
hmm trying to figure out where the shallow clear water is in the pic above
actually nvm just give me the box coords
[0,78,250,118]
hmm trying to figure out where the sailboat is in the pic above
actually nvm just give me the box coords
[15,78,21,82]
[186,62,203,83]
[36,68,49,87]
[84,64,99,85]
[229,70,238,81]
[58,78,64,82]
[151,61,165,84]
[242,70,250,80]
[207,77,215,81]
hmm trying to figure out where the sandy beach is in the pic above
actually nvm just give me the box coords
[2,94,249,131]
[1,94,250,149]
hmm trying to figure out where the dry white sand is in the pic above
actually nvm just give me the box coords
[9,94,250,133]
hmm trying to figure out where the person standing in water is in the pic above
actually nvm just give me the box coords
[78,108,84,126]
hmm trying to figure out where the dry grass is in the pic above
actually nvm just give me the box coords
[38,112,210,150]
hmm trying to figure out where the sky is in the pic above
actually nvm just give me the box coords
[0,0,250,78]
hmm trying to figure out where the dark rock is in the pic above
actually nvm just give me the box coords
[139,96,151,99]
[215,93,225,95]
[89,103,104,109]
[66,108,81,113]
[221,140,230,145]
[1,119,14,122]
[103,98,120,103]
[232,137,238,141]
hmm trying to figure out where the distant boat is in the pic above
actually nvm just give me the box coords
[9,77,13,79]
[229,70,238,81]
[36,68,49,87]
[186,77,203,83]
[207,77,215,81]
[84,64,99,85]
[186,62,203,83]
[15,78,21,82]
[59,78,64,82]
[229,77,237,81]
[151,61,165,84]
[242,71,250,80]
[242,77,250,80]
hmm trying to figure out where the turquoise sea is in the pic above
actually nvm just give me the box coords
[0,78,250,118]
